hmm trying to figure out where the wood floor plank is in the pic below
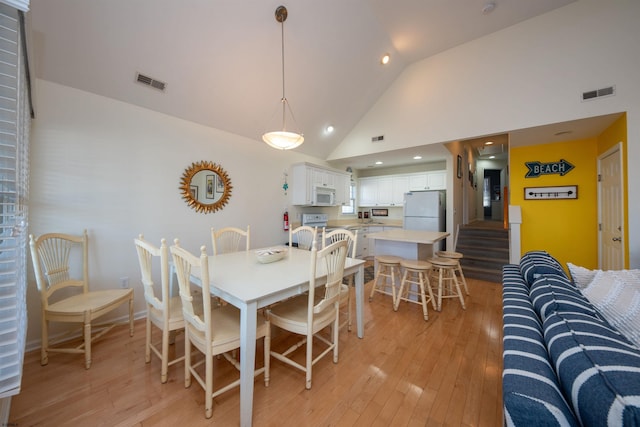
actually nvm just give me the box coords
[10,275,504,426]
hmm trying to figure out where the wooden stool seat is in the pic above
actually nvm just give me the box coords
[434,251,469,295]
[429,257,465,311]
[369,255,402,304]
[436,250,462,259]
[394,259,435,320]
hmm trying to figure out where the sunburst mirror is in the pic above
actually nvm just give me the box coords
[179,161,232,214]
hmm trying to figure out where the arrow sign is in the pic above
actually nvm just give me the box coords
[525,159,575,178]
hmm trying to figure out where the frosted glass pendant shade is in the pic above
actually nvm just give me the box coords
[262,130,304,150]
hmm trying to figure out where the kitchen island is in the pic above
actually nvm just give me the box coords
[367,229,449,261]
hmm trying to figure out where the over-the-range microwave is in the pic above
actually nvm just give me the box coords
[313,186,335,206]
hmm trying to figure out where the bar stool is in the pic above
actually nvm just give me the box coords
[369,255,402,304]
[429,257,466,311]
[394,259,435,321]
[436,250,469,295]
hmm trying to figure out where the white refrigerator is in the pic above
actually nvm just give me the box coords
[403,190,446,250]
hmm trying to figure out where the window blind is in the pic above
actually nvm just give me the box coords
[0,3,29,399]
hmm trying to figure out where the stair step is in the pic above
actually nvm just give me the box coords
[453,221,509,285]
[460,256,508,272]
[457,246,509,259]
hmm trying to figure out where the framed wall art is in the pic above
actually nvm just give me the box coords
[524,185,577,200]
[206,174,215,199]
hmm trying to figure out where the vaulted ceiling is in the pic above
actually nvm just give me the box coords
[27,0,582,168]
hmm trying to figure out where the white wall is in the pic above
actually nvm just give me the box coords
[329,0,640,267]
[26,80,328,348]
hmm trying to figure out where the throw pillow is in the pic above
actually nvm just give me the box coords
[580,268,640,348]
[566,262,598,289]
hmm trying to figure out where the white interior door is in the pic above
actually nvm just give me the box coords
[598,143,624,269]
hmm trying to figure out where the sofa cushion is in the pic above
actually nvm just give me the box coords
[543,311,640,426]
[519,251,568,287]
[502,265,579,426]
[529,275,602,322]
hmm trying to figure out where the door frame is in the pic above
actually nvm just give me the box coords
[597,142,625,269]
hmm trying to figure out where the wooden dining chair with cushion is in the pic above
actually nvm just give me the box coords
[170,239,270,419]
[134,234,186,383]
[289,225,317,250]
[322,227,358,332]
[267,239,348,390]
[29,230,134,369]
[211,225,250,255]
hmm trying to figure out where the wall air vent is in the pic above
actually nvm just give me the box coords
[582,85,614,101]
[135,72,167,91]
[371,135,385,143]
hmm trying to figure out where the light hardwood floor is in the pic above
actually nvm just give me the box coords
[10,276,503,426]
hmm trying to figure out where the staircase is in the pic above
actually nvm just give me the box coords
[455,221,509,283]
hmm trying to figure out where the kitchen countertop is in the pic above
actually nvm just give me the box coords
[366,229,449,244]
[327,221,402,229]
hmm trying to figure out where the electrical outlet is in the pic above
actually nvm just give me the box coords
[119,277,129,288]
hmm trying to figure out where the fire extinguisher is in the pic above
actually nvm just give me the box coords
[283,211,289,231]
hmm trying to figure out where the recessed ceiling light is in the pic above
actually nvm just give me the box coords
[482,2,496,15]
[489,155,495,159]
[375,161,383,165]
[413,156,422,160]
[381,53,390,65]
[485,141,494,145]
[325,125,334,133]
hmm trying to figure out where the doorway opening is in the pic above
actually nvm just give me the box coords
[483,169,502,220]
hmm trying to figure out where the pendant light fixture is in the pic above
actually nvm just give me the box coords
[262,5,304,150]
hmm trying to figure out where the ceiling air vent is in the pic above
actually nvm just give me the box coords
[582,85,614,101]
[371,135,385,143]
[135,72,167,92]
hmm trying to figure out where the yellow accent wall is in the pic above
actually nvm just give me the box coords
[510,114,628,270]
[510,139,599,269]
[597,113,629,267]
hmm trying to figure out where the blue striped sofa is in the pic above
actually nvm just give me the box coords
[502,251,640,426]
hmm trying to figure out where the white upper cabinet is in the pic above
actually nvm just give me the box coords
[358,177,378,206]
[358,170,446,207]
[407,171,446,191]
[391,175,409,206]
[291,162,350,206]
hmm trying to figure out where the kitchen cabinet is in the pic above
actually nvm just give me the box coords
[358,176,404,207]
[391,175,409,205]
[408,171,446,191]
[360,225,401,258]
[358,177,378,206]
[359,172,446,207]
[291,162,350,206]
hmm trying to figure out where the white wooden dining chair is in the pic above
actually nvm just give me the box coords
[289,225,317,250]
[322,227,358,332]
[170,239,270,419]
[134,234,185,383]
[29,230,134,369]
[267,239,348,390]
[211,225,250,255]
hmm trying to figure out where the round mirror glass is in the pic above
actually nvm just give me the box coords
[180,161,232,213]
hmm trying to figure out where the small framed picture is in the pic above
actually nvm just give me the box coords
[190,185,198,200]
[216,175,224,193]
[457,155,462,179]
[206,174,215,199]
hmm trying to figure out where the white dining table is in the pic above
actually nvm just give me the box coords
[189,247,365,427]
